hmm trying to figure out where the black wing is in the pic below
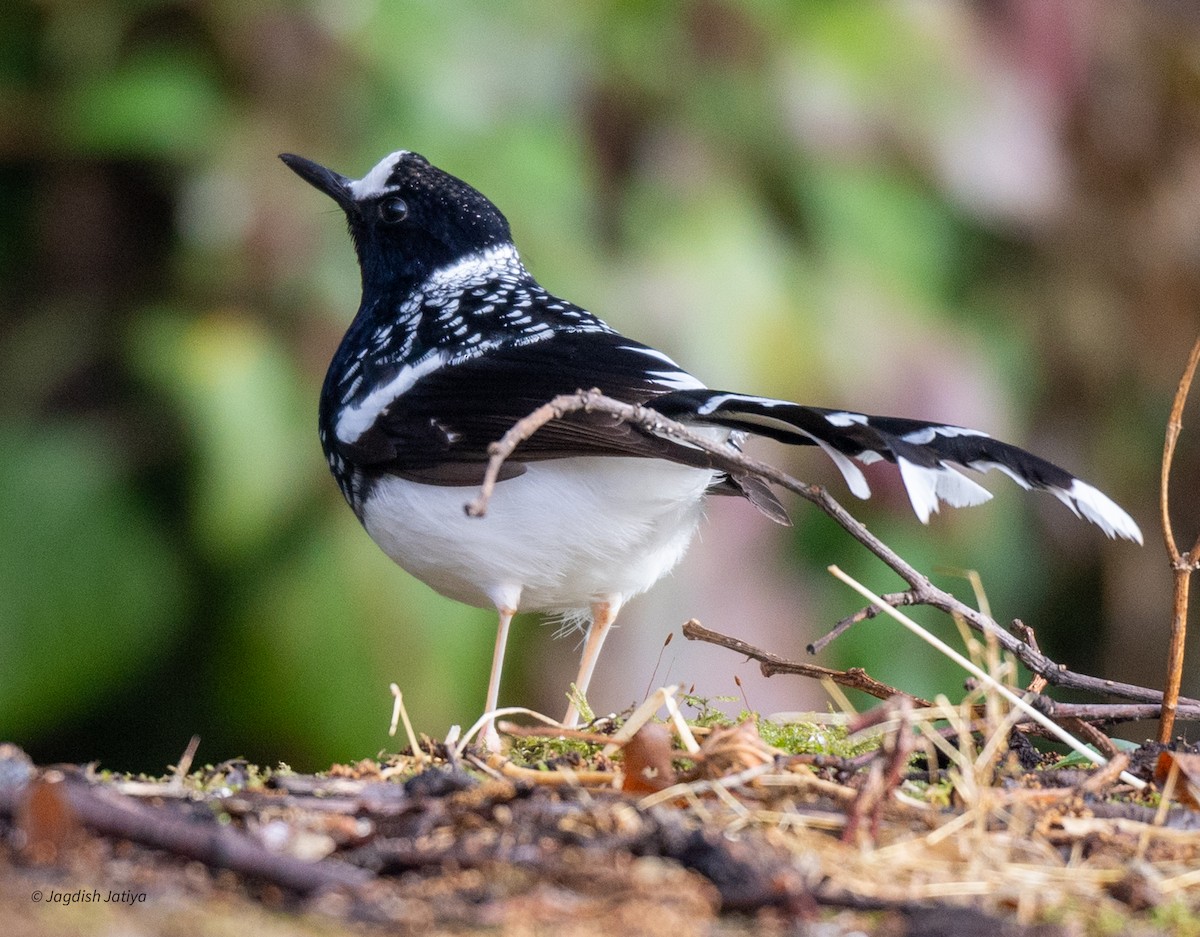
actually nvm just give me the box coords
[337,331,714,478]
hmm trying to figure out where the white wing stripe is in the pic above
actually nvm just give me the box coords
[335,351,448,445]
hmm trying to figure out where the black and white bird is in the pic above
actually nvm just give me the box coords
[281,149,1142,735]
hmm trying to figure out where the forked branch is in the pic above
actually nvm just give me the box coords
[679,618,933,706]
[1157,335,1200,742]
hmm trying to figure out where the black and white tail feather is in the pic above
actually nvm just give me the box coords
[654,389,1142,542]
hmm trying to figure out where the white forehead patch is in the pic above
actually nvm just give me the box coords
[347,150,410,200]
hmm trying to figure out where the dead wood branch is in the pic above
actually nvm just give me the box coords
[467,389,1193,708]
[1032,700,1200,723]
[681,619,932,706]
[807,591,918,654]
[1,771,370,895]
[1158,335,1200,742]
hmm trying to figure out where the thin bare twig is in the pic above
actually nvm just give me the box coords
[467,390,1191,708]
[1158,335,1200,742]
[807,592,917,655]
[680,619,933,707]
[1012,620,1049,695]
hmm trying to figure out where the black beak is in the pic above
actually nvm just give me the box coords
[280,153,356,211]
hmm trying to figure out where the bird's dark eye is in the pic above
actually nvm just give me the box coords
[378,197,409,224]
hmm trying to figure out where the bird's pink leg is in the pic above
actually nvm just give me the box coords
[562,597,622,727]
[481,605,515,751]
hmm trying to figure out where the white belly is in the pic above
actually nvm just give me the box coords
[360,456,718,614]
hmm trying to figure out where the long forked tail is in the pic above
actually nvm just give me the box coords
[653,389,1143,544]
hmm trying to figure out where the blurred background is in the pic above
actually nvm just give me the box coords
[2,1,1197,773]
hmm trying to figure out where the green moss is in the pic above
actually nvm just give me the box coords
[680,693,878,758]
[903,778,954,808]
[505,735,604,771]
[1148,900,1200,937]
[756,718,877,758]
[680,694,739,728]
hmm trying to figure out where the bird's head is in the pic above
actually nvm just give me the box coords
[280,150,513,292]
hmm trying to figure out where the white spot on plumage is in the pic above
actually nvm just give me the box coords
[1058,479,1142,543]
[826,411,868,428]
[420,243,526,297]
[647,371,705,391]
[901,424,989,445]
[696,393,738,416]
[341,374,363,403]
[897,458,942,523]
[964,459,1034,490]
[931,466,993,509]
[893,454,1140,542]
[696,397,872,497]
[814,439,872,499]
[623,345,677,367]
[695,393,792,416]
[896,458,991,523]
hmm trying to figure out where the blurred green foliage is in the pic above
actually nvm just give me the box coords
[2,1,1194,772]
[0,423,185,735]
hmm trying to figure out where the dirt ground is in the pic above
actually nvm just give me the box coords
[3,715,1200,937]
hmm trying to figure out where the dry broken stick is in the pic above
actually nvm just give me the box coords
[1157,335,1200,742]
[681,618,933,707]
[0,769,370,895]
[1036,700,1200,724]
[466,389,1192,709]
[807,591,918,655]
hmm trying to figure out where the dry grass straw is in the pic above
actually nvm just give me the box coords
[628,571,1192,921]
